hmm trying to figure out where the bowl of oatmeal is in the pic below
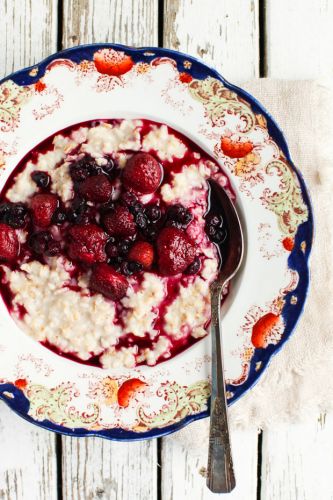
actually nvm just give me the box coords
[0,44,312,440]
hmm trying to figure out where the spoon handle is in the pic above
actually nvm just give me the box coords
[207,283,236,493]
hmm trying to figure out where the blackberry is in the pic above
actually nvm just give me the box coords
[106,242,118,258]
[68,198,90,224]
[46,240,61,256]
[0,202,28,229]
[135,212,148,229]
[129,202,144,215]
[145,204,161,222]
[165,219,183,230]
[128,261,143,274]
[28,231,51,254]
[142,225,158,241]
[69,156,99,182]
[117,240,131,255]
[31,171,50,189]
[108,256,123,270]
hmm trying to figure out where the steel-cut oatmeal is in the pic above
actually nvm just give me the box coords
[0,119,231,368]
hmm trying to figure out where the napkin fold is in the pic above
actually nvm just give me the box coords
[177,79,333,449]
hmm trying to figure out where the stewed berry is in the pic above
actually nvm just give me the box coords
[105,242,118,258]
[117,240,131,255]
[0,202,28,229]
[46,240,61,256]
[69,156,100,182]
[51,208,67,225]
[31,171,51,189]
[185,257,201,275]
[135,212,148,230]
[145,204,161,222]
[166,204,193,227]
[28,231,52,254]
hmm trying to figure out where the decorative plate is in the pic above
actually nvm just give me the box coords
[0,44,312,440]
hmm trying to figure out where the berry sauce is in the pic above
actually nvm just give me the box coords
[0,118,234,368]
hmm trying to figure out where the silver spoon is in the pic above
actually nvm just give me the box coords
[206,179,244,493]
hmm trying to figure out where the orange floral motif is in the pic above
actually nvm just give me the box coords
[251,313,280,348]
[34,81,46,92]
[282,236,294,251]
[14,378,28,389]
[100,376,118,405]
[179,72,193,84]
[235,152,260,178]
[135,62,150,74]
[117,378,147,408]
[93,49,134,77]
[221,136,254,158]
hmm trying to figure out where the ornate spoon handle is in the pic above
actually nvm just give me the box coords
[206,283,236,493]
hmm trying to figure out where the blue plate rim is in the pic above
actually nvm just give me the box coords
[0,43,313,441]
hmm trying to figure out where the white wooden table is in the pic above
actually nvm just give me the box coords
[0,1,332,499]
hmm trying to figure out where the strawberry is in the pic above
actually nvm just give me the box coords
[251,313,280,348]
[117,378,147,408]
[78,174,113,203]
[0,223,19,261]
[102,205,136,238]
[93,49,134,77]
[157,227,196,276]
[67,224,108,264]
[30,193,58,228]
[221,137,253,159]
[128,241,154,269]
[89,263,128,300]
[123,153,162,194]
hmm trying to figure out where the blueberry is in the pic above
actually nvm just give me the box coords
[117,240,131,255]
[31,171,50,189]
[207,213,223,227]
[142,225,158,241]
[102,158,116,174]
[145,205,161,222]
[108,256,123,270]
[46,240,61,256]
[29,231,51,254]
[1,202,28,229]
[135,212,148,229]
[212,229,227,244]
[165,219,183,230]
[106,242,118,258]
[167,204,192,226]
[120,261,132,276]
[185,257,201,275]
[128,261,143,273]
[205,224,216,238]
[52,209,67,225]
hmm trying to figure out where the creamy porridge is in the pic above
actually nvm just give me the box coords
[0,119,231,368]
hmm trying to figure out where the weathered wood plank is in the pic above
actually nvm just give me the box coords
[161,428,258,500]
[266,0,333,78]
[62,0,158,48]
[0,402,57,500]
[261,415,333,500]
[0,0,58,78]
[163,0,259,81]
[61,3,158,499]
[62,437,157,500]
[0,1,58,499]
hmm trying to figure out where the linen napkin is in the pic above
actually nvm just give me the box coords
[176,79,333,449]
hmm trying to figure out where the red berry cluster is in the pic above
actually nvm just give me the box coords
[0,152,199,301]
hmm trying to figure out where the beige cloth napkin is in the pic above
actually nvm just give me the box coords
[177,79,333,449]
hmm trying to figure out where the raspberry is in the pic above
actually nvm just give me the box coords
[0,223,19,261]
[78,174,113,203]
[102,205,136,238]
[89,263,129,300]
[67,224,108,264]
[128,241,154,269]
[123,153,162,194]
[30,194,58,228]
[157,227,196,276]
